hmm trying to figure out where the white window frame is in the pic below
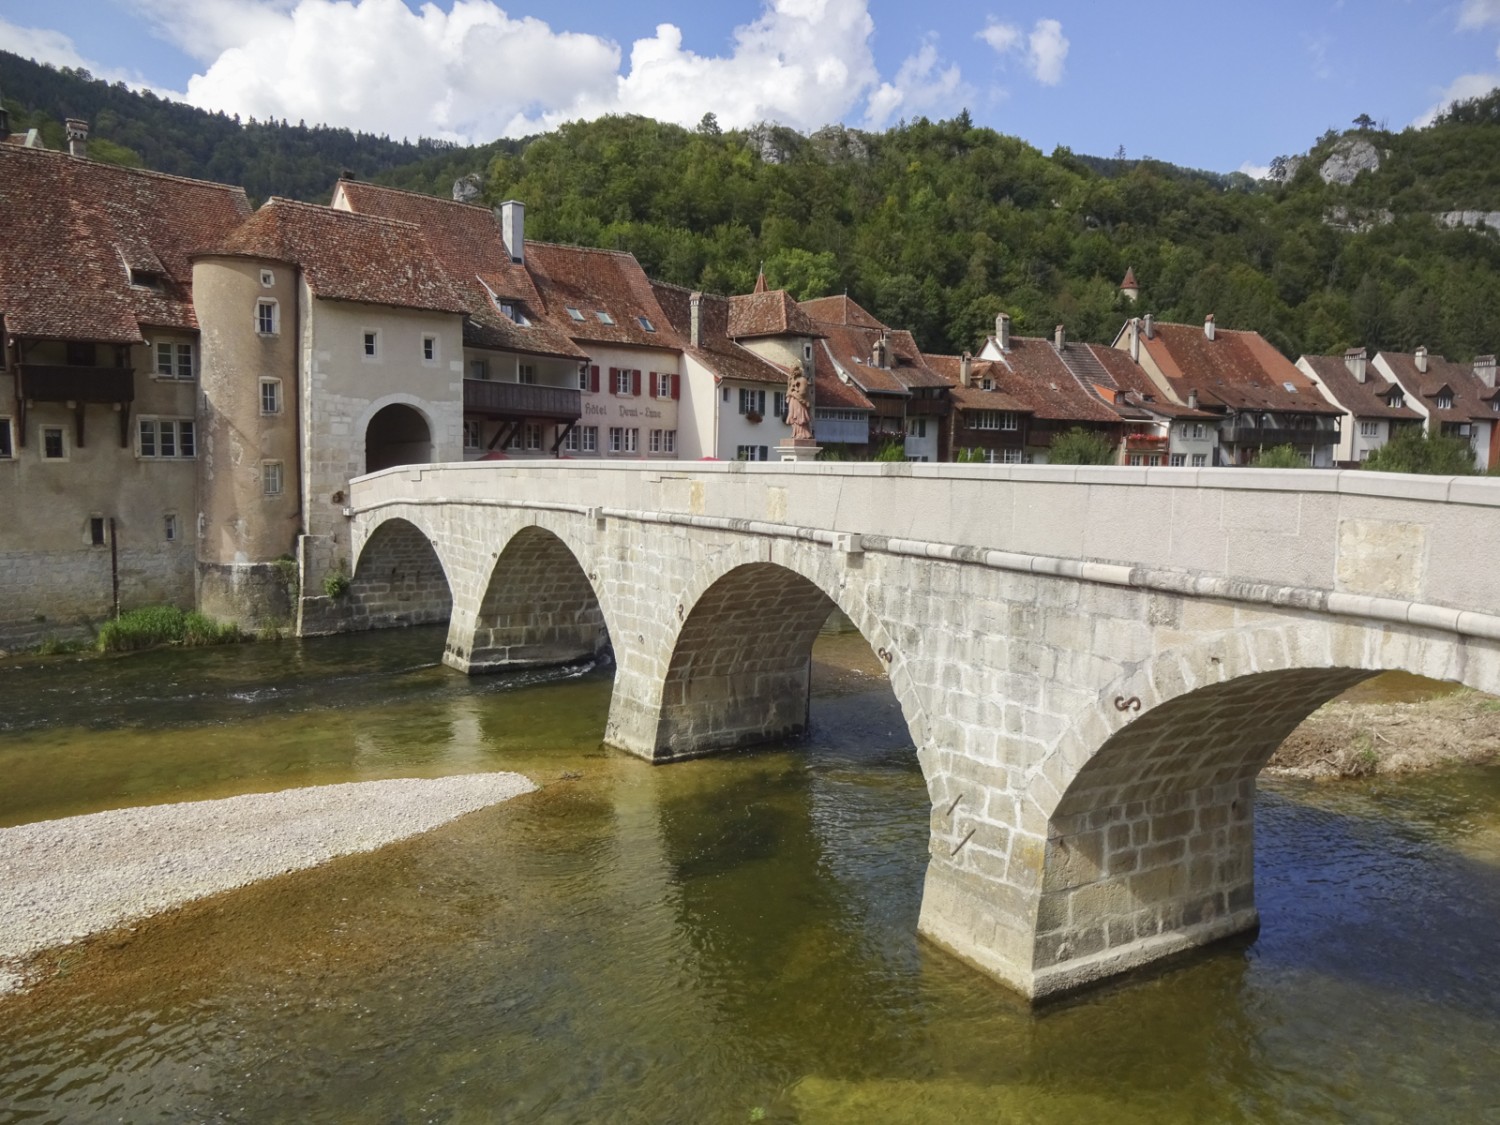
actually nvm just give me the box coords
[581,426,598,453]
[1437,393,1454,410]
[463,419,482,450]
[259,269,276,288]
[422,335,439,365]
[736,444,770,462]
[469,358,490,381]
[663,429,676,454]
[1002,448,1024,464]
[649,428,662,453]
[560,426,580,452]
[566,307,585,322]
[137,416,197,460]
[1359,420,1378,437]
[256,298,279,336]
[362,329,380,361]
[262,460,284,497]
[525,423,542,451]
[518,364,537,385]
[259,378,282,416]
[596,310,615,325]
[155,340,195,380]
[41,424,67,461]
[1191,453,1207,467]
[1169,452,1185,466]
[614,368,633,395]
[738,388,766,416]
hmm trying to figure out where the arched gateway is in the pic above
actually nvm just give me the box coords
[343,460,1500,1001]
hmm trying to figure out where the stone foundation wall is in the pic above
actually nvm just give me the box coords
[0,545,195,651]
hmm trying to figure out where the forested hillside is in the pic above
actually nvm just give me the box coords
[7,49,1500,361]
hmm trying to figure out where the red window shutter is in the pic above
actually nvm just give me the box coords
[671,373,680,400]
[632,370,641,397]
[609,367,619,395]
[590,365,600,393]
[649,371,658,398]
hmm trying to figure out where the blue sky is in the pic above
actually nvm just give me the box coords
[3,1,1500,173]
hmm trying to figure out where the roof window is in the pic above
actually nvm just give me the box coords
[566,306,585,321]
[129,268,164,291]
[498,301,528,326]
[637,316,655,332]
[596,310,615,325]
[1283,382,1297,393]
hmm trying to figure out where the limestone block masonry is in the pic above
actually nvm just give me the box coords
[344,461,1500,1001]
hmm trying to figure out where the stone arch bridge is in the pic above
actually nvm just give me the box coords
[338,461,1500,1001]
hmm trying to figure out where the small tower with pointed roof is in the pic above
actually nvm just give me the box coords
[1120,267,1140,303]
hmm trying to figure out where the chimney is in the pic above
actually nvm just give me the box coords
[1476,354,1497,389]
[498,200,525,265]
[1054,324,1066,351]
[872,331,890,369]
[65,118,88,158]
[1204,313,1216,342]
[1415,345,1429,374]
[996,312,1011,352]
[1143,313,1155,339]
[689,291,703,348]
[960,351,973,388]
[1128,318,1141,363]
[1344,347,1368,384]
[1187,389,1199,410]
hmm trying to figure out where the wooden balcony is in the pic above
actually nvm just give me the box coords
[905,398,951,417]
[18,364,134,404]
[463,379,580,420]
[1223,426,1336,447]
[1126,433,1170,449]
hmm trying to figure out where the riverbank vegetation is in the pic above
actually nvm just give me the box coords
[95,606,242,654]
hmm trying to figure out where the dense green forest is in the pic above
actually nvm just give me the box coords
[7,49,1500,360]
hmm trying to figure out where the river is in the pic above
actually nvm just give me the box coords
[1,628,1498,1123]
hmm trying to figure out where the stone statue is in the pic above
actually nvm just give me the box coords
[786,371,814,441]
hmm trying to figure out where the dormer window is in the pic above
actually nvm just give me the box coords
[637,316,655,332]
[129,268,164,291]
[1388,391,1404,408]
[498,302,528,326]
[1437,392,1454,410]
[596,310,615,325]
[566,307,585,321]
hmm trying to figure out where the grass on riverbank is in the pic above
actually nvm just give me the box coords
[96,606,242,653]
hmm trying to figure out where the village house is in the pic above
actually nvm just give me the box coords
[1295,348,1426,465]
[0,138,252,647]
[1370,347,1499,471]
[1111,314,1343,466]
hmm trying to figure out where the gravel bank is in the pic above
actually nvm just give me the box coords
[0,773,535,997]
[1269,690,1500,779]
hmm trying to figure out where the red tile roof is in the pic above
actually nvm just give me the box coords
[0,145,251,343]
[1376,350,1496,424]
[1136,321,1342,416]
[810,342,875,411]
[330,180,585,359]
[969,337,1127,423]
[800,294,886,329]
[728,289,824,339]
[652,282,791,385]
[923,355,1031,414]
[1121,267,1139,290]
[526,241,683,351]
[799,295,947,396]
[1298,353,1425,421]
[1084,345,1218,420]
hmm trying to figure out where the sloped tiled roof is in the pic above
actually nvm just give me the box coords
[971,337,1126,423]
[526,242,683,351]
[0,144,251,342]
[800,294,946,397]
[1376,350,1496,424]
[1085,345,1218,420]
[728,289,824,339]
[331,180,585,359]
[800,294,886,329]
[204,198,469,315]
[1136,321,1342,416]
[810,341,875,411]
[653,282,791,385]
[924,355,1031,414]
[1299,353,1425,421]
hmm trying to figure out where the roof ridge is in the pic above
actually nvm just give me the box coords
[263,196,423,231]
[527,239,641,262]
[3,143,250,197]
[340,179,492,212]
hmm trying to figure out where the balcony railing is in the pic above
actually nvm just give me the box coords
[1223,426,1337,447]
[18,365,134,404]
[1126,433,1170,448]
[905,398,950,417]
[463,379,580,420]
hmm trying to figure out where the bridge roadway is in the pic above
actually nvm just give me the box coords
[337,460,1500,1001]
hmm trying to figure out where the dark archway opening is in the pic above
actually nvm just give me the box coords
[365,404,433,474]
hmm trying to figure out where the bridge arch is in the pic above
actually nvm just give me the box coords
[1017,609,1500,998]
[348,514,454,630]
[458,522,613,673]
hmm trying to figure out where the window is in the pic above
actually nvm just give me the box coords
[362,330,379,359]
[1359,447,1372,461]
[1388,392,1404,409]
[260,378,282,415]
[566,307,585,322]
[663,429,676,453]
[498,302,526,325]
[1437,392,1454,410]
[596,310,615,325]
[463,419,482,450]
[578,365,590,390]
[560,426,579,452]
[1191,453,1207,467]
[638,316,656,332]
[524,424,542,451]
[260,269,275,288]
[42,426,66,460]
[738,388,766,416]
[1359,420,1378,437]
[138,417,196,459]
[518,364,536,385]
[608,426,638,454]
[910,418,927,438]
[736,444,770,461]
[1128,453,1144,466]
[155,341,194,380]
[89,517,107,546]
[721,386,730,402]
[614,368,634,395]
[262,460,284,497]
[581,425,598,453]
[164,513,178,542]
[970,410,1018,431]
[803,343,813,361]
[256,299,278,335]
[0,417,13,460]
[1169,453,1185,466]
[130,269,163,291]
[422,335,438,363]
[469,358,490,381]
[1492,399,1500,414]
[773,391,786,419]
[650,428,663,453]
[1002,448,1024,464]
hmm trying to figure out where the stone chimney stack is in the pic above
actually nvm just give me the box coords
[689,292,703,348]
[497,200,525,265]
[1054,324,1066,351]
[1415,345,1429,374]
[1204,313,1216,342]
[66,118,88,158]
[1144,313,1155,339]
[1344,347,1368,383]
[996,312,1011,352]
[1476,354,1497,389]
[1128,318,1141,363]
[872,332,890,369]
[960,351,973,388]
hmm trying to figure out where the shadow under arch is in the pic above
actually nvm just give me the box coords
[463,523,611,673]
[651,559,928,769]
[365,402,433,474]
[348,516,454,630]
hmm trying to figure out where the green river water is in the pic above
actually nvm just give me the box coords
[1,628,1499,1124]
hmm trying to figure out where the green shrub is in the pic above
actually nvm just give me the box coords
[183,612,242,647]
[1048,427,1116,465]
[1250,444,1310,468]
[873,440,907,462]
[955,447,987,463]
[98,606,240,652]
[323,572,351,599]
[1363,428,1478,475]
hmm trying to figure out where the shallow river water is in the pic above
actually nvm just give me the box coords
[1,629,1499,1124]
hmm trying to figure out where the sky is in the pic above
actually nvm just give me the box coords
[3,0,1500,174]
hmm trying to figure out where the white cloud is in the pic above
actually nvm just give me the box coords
[105,0,953,142]
[0,17,159,89]
[1415,71,1500,126]
[1459,0,1500,29]
[864,40,970,128]
[976,16,1069,86]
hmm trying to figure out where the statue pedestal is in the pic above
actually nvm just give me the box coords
[776,438,821,463]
